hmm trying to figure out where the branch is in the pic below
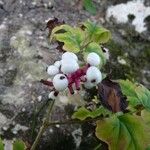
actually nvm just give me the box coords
[46,117,102,126]
[31,100,55,150]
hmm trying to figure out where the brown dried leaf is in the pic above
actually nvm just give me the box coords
[46,18,66,52]
[56,41,65,52]
[46,18,65,36]
[98,77,127,113]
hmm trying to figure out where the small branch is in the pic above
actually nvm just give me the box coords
[46,117,102,126]
[30,124,46,150]
[31,100,55,150]
[31,99,50,138]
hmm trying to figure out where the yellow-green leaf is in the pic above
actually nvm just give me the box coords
[91,106,111,117]
[72,106,111,120]
[96,114,150,150]
[0,139,4,150]
[72,107,91,120]
[50,24,73,41]
[13,140,26,150]
[82,21,111,44]
[141,109,150,125]
[119,80,138,98]
[54,27,84,53]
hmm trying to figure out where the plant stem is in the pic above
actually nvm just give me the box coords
[31,100,55,150]
[31,99,49,138]
[31,99,101,150]
[94,143,102,150]
[47,117,101,126]
[30,123,46,150]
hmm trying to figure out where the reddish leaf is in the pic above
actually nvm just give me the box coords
[98,77,127,113]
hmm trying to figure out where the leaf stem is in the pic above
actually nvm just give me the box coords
[31,100,55,150]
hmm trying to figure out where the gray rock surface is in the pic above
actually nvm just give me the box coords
[0,0,149,149]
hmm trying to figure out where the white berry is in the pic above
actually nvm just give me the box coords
[84,81,95,89]
[54,61,61,68]
[61,59,79,74]
[48,91,57,100]
[87,52,100,66]
[47,65,59,76]
[86,66,102,84]
[62,52,78,61]
[53,74,68,91]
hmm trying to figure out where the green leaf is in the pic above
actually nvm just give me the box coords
[0,139,4,150]
[146,146,150,150]
[119,80,150,110]
[83,0,97,15]
[96,114,150,150]
[72,106,111,120]
[50,24,73,40]
[84,42,106,65]
[91,107,112,117]
[82,21,111,44]
[72,107,91,120]
[141,109,150,125]
[50,21,111,53]
[13,140,26,150]
[136,85,150,110]
[53,27,84,53]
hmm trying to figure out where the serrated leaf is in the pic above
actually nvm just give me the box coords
[119,80,150,110]
[0,139,4,150]
[50,24,73,41]
[91,106,111,117]
[119,80,137,98]
[72,107,91,120]
[141,109,150,125]
[83,0,97,15]
[13,140,26,150]
[136,85,150,110]
[53,27,84,53]
[96,114,150,150]
[51,25,73,36]
[72,106,111,120]
[82,21,111,44]
[85,42,106,65]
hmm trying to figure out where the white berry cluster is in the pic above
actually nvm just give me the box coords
[43,52,103,100]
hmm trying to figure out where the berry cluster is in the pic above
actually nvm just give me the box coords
[41,52,102,100]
